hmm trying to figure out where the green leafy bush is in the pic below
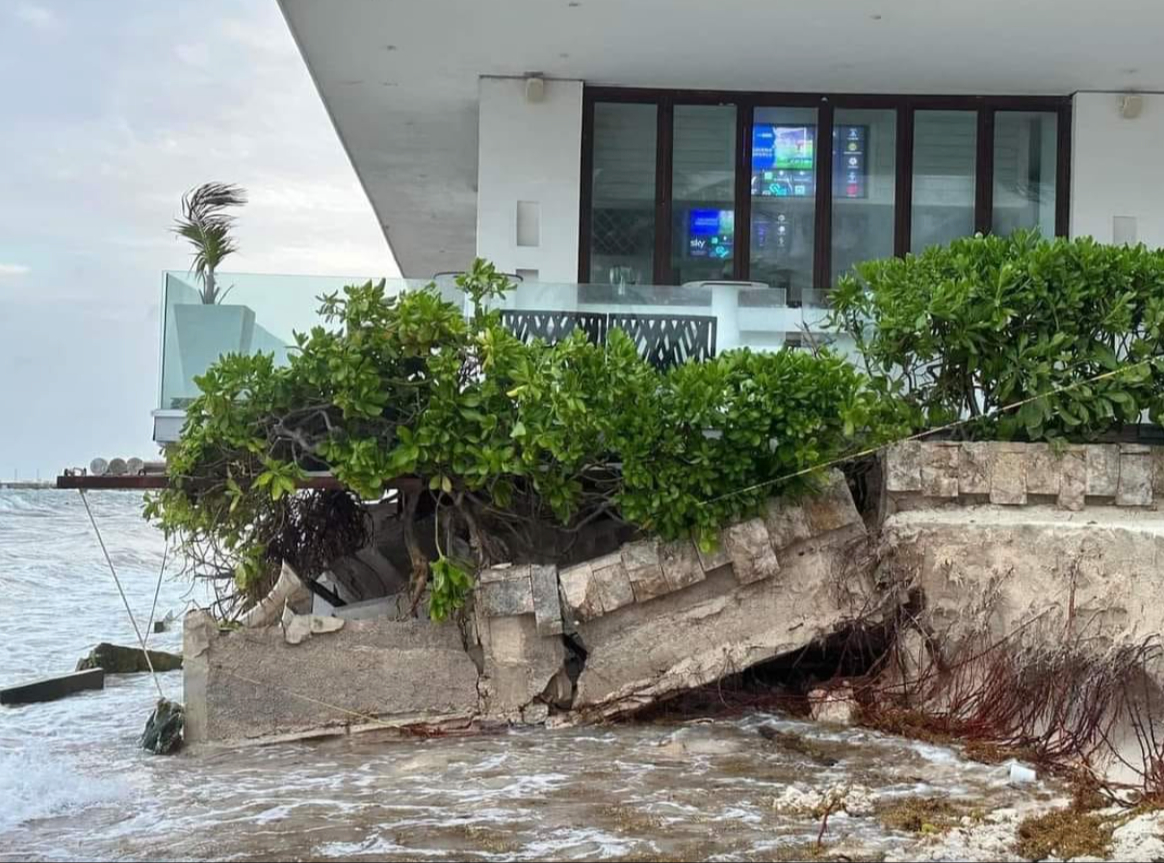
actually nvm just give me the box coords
[148,260,902,620]
[830,230,1164,442]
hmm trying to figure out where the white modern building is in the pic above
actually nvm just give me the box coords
[154,0,1164,440]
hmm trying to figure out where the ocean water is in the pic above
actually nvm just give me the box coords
[0,490,1059,862]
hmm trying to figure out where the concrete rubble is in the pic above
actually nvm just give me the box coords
[184,442,1164,779]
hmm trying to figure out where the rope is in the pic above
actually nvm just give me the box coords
[78,490,165,700]
[143,540,169,648]
[698,353,1162,508]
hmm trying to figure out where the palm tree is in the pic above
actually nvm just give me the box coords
[173,182,247,303]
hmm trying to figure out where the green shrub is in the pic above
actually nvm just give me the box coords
[829,230,1164,442]
[148,260,903,619]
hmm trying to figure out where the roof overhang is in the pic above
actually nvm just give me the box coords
[279,0,1164,277]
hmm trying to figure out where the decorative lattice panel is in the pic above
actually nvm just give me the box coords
[500,310,607,346]
[608,314,717,370]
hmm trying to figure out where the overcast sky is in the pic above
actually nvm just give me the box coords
[0,1,397,481]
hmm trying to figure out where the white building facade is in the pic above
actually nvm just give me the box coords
[278,0,1164,287]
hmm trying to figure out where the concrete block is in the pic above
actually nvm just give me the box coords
[921,443,960,498]
[658,538,706,591]
[695,537,731,573]
[1025,443,1062,496]
[723,518,781,585]
[803,470,863,532]
[1117,448,1154,507]
[475,566,535,618]
[479,613,566,721]
[530,564,564,636]
[559,561,603,622]
[590,552,635,614]
[621,539,670,603]
[1086,444,1121,497]
[1058,447,1087,511]
[281,609,345,646]
[990,446,1027,505]
[0,669,105,705]
[959,442,992,495]
[764,497,813,549]
[885,440,923,492]
[76,642,182,674]
[183,612,481,744]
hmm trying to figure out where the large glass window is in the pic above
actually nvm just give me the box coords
[589,102,657,286]
[582,91,1068,289]
[750,106,817,299]
[670,104,736,285]
[911,110,977,252]
[993,111,1057,237]
[832,108,896,283]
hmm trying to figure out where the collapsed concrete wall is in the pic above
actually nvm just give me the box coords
[183,470,873,745]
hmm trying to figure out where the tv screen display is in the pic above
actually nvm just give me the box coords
[752,124,816,198]
[754,124,815,172]
[686,208,734,259]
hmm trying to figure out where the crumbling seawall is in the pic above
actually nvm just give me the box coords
[184,443,1164,777]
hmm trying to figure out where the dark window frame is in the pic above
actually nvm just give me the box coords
[579,87,1072,288]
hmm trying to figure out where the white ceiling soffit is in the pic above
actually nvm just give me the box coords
[280,0,1164,277]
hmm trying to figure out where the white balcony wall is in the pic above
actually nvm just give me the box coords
[1072,92,1164,247]
[476,76,583,282]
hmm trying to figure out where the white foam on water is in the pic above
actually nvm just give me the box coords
[0,748,131,833]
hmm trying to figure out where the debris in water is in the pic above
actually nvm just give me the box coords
[77,642,182,674]
[141,698,184,755]
[0,669,105,705]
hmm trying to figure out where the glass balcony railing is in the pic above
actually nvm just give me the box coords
[158,271,846,414]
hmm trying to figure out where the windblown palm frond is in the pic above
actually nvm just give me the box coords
[173,182,247,303]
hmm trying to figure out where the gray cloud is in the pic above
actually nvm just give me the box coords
[0,0,396,480]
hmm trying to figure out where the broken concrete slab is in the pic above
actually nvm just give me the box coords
[281,609,345,646]
[183,609,481,744]
[571,531,868,721]
[1,669,105,706]
[530,564,564,636]
[477,613,566,722]
[621,539,670,603]
[803,471,863,533]
[559,560,603,623]
[722,517,780,584]
[77,643,182,674]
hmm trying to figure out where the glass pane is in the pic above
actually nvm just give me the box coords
[832,108,896,283]
[993,111,1057,236]
[590,102,657,286]
[671,104,736,284]
[750,106,817,301]
[911,110,977,252]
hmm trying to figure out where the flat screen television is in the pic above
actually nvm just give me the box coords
[752,124,816,198]
[686,208,734,259]
[750,123,869,198]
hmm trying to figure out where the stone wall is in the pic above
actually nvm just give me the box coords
[884,440,1164,512]
[183,470,872,744]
